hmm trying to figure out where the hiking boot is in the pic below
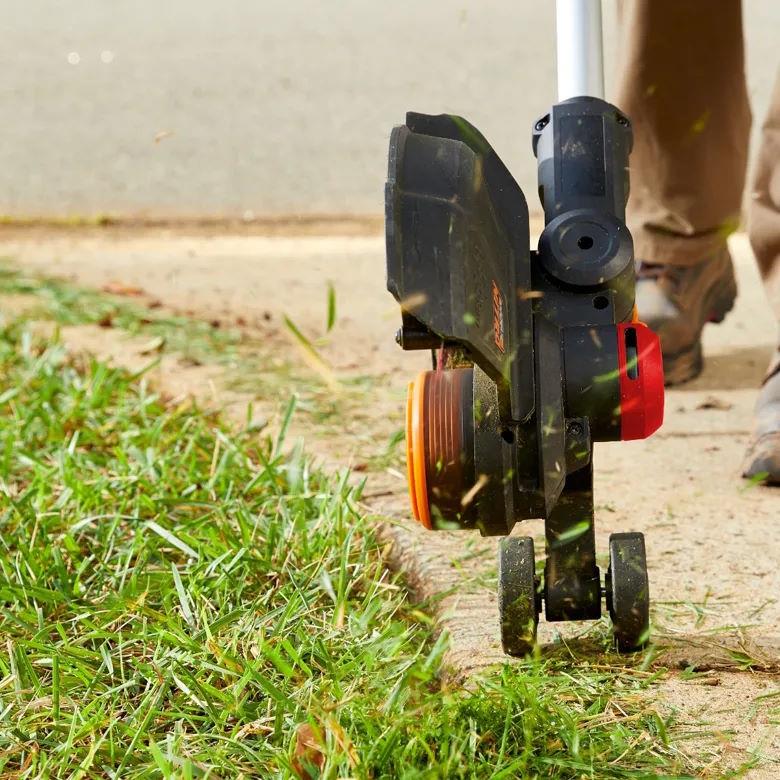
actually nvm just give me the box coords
[636,246,737,385]
[742,349,780,485]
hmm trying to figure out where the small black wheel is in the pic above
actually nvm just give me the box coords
[498,536,540,656]
[606,532,650,653]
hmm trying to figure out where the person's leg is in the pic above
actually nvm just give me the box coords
[618,0,750,264]
[744,68,780,483]
[749,69,780,323]
[616,0,751,383]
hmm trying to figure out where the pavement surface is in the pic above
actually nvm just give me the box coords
[4,226,780,773]
[1,0,778,216]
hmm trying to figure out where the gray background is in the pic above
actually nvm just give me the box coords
[1,1,777,218]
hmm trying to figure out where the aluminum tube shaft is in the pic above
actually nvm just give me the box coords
[556,0,604,100]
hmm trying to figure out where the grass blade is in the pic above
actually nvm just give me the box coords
[326,282,337,332]
[146,520,198,559]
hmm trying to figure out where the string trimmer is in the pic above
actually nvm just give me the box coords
[385,0,664,654]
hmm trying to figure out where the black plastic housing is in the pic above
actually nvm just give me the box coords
[533,97,635,325]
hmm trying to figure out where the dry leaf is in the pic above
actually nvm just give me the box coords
[696,396,733,411]
[461,473,489,507]
[292,723,325,780]
[138,336,166,355]
[518,288,544,300]
[102,281,145,297]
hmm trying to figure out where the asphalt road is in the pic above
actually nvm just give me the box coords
[1,1,777,217]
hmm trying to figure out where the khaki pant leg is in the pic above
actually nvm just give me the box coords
[749,68,780,323]
[616,0,751,266]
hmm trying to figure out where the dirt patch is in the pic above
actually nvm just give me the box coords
[39,322,254,416]
[0,292,44,319]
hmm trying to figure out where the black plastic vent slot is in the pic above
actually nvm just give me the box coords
[625,327,638,380]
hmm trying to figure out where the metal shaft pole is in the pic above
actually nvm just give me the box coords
[556,0,604,101]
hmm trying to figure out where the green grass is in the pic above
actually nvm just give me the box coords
[0,294,709,777]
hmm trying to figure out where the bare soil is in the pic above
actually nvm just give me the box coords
[4,227,780,774]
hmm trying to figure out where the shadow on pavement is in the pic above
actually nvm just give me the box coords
[676,344,773,392]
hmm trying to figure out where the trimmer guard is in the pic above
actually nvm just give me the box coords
[385,113,535,424]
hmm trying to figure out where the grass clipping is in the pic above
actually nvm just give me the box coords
[0,315,695,777]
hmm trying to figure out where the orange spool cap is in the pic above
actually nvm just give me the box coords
[406,372,431,528]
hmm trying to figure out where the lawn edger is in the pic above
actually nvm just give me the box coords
[385,0,664,655]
